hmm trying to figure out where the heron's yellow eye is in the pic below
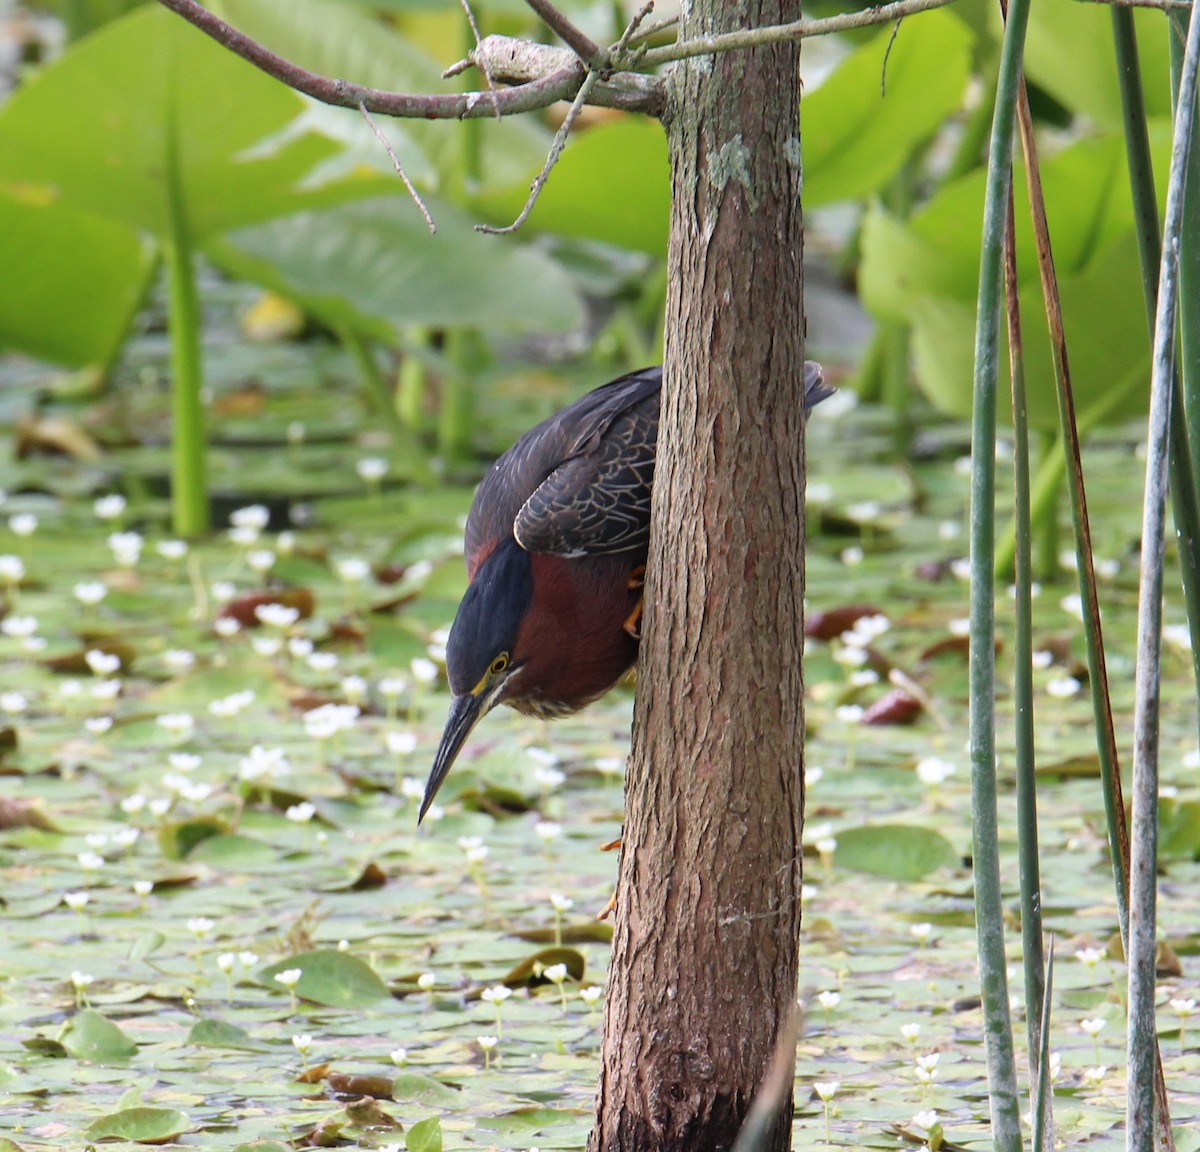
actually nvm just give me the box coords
[489,653,510,676]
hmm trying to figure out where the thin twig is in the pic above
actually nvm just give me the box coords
[358,103,437,234]
[633,0,961,68]
[154,0,627,117]
[615,1,656,57]
[880,20,902,97]
[477,69,601,235]
[1077,0,1190,9]
[628,12,678,46]
[458,0,501,119]
[523,0,603,66]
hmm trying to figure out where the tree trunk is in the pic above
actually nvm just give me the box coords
[589,1,807,1148]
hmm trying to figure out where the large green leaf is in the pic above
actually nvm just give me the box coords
[214,0,549,191]
[0,190,153,368]
[1024,2,1171,132]
[859,133,1162,430]
[833,824,958,881]
[210,197,585,334]
[85,1106,192,1143]
[474,118,670,256]
[803,9,973,206]
[59,1009,138,1062]
[257,949,391,1007]
[0,4,391,240]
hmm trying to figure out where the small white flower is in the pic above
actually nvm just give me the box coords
[148,798,172,817]
[239,745,289,782]
[111,828,139,849]
[187,917,215,939]
[400,776,424,800]
[840,546,864,567]
[341,675,367,701]
[77,851,105,871]
[164,649,195,672]
[286,802,316,824]
[549,892,574,912]
[916,1052,940,1071]
[63,890,90,911]
[1083,1065,1107,1086]
[834,705,864,724]
[292,1033,312,1054]
[287,636,314,659]
[410,658,438,685]
[1046,676,1082,698]
[815,837,838,856]
[1170,997,1197,1016]
[916,757,955,786]
[417,972,436,991]
[335,557,370,583]
[74,581,108,606]
[85,649,121,676]
[813,1080,839,1102]
[245,550,276,575]
[120,794,146,814]
[0,692,26,715]
[543,964,568,985]
[238,951,259,967]
[534,821,562,842]
[385,731,418,756]
[580,985,603,1006]
[90,678,121,701]
[0,555,25,582]
[911,1109,938,1133]
[71,971,95,990]
[214,617,241,638]
[1031,649,1054,669]
[157,712,195,735]
[949,558,972,581]
[252,636,282,658]
[306,651,338,672]
[1074,946,1104,968]
[254,603,298,629]
[107,531,143,566]
[390,1047,408,1067]
[231,505,270,532]
[216,953,236,974]
[156,540,188,561]
[477,1034,498,1051]
[481,985,513,1005]
[274,968,302,989]
[849,669,879,687]
[817,990,840,1011]
[356,457,388,482]
[1,614,37,638]
[533,764,566,789]
[9,513,37,537]
[378,676,408,699]
[94,495,127,521]
[211,581,237,604]
[1060,594,1085,621]
[831,645,867,667]
[132,880,153,897]
[910,923,933,942]
[900,1023,921,1043]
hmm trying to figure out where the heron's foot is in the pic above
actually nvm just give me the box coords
[596,890,617,921]
[627,565,646,590]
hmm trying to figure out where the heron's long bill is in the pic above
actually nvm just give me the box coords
[421,693,489,822]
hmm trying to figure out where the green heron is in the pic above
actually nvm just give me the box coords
[421,362,833,820]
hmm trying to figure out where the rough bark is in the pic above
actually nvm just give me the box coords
[589,0,807,1149]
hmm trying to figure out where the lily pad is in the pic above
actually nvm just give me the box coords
[256,949,390,1007]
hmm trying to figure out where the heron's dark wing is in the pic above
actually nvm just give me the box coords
[465,368,661,572]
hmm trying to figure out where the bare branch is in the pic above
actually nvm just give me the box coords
[1076,0,1190,9]
[477,68,601,235]
[635,0,963,67]
[615,1,656,58]
[357,103,437,234]
[523,0,602,66]
[153,0,654,117]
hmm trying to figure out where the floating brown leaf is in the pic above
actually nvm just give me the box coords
[804,604,883,641]
[861,689,923,726]
[220,588,315,628]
